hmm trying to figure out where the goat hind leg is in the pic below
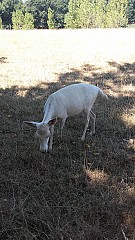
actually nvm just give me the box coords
[81,113,90,141]
[49,125,54,152]
[89,110,96,136]
[60,118,66,138]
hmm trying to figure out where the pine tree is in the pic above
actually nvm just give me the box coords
[47,7,55,29]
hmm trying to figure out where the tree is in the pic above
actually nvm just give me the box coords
[65,0,129,29]
[12,9,24,29]
[106,0,128,27]
[0,0,23,28]
[25,0,69,29]
[64,0,81,28]
[127,0,135,23]
[23,12,34,29]
[12,9,34,29]
[77,0,91,28]
[47,7,55,29]
[0,0,132,29]
[50,0,68,28]
[94,0,107,28]
[25,0,49,28]
[0,16,2,28]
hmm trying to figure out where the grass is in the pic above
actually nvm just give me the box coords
[0,29,135,240]
[128,24,135,28]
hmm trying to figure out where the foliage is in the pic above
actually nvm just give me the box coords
[25,0,68,29]
[106,0,128,28]
[127,0,135,23]
[0,0,135,29]
[64,0,80,28]
[23,12,34,29]
[0,0,23,28]
[47,7,55,29]
[77,0,92,28]
[94,0,107,28]
[53,0,69,28]
[12,9,34,29]
[0,16,2,28]
[25,0,48,28]
[65,0,129,28]
[12,9,24,29]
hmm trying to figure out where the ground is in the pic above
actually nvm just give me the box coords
[0,29,135,240]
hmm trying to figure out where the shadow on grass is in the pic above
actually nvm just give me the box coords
[0,62,135,240]
[0,57,8,64]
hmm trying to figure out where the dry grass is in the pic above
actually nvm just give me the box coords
[0,29,135,240]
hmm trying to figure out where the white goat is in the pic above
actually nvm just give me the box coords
[24,83,108,153]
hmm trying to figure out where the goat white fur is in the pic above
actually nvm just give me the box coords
[24,83,108,153]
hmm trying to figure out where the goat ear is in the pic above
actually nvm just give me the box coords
[48,117,57,126]
[23,121,39,128]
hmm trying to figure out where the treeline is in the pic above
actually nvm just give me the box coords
[0,0,135,29]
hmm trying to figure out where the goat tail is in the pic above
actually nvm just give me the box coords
[98,88,108,100]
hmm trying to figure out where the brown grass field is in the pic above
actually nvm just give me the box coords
[0,29,135,240]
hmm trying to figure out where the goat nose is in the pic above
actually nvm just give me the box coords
[40,144,48,153]
[40,148,48,153]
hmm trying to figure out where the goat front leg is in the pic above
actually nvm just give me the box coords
[49,125,54,152]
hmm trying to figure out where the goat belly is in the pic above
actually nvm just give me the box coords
[66,103,84,117]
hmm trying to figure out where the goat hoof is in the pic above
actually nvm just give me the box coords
[81,136,85,141]
[90,132,95,136]
[48,148,52,153]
